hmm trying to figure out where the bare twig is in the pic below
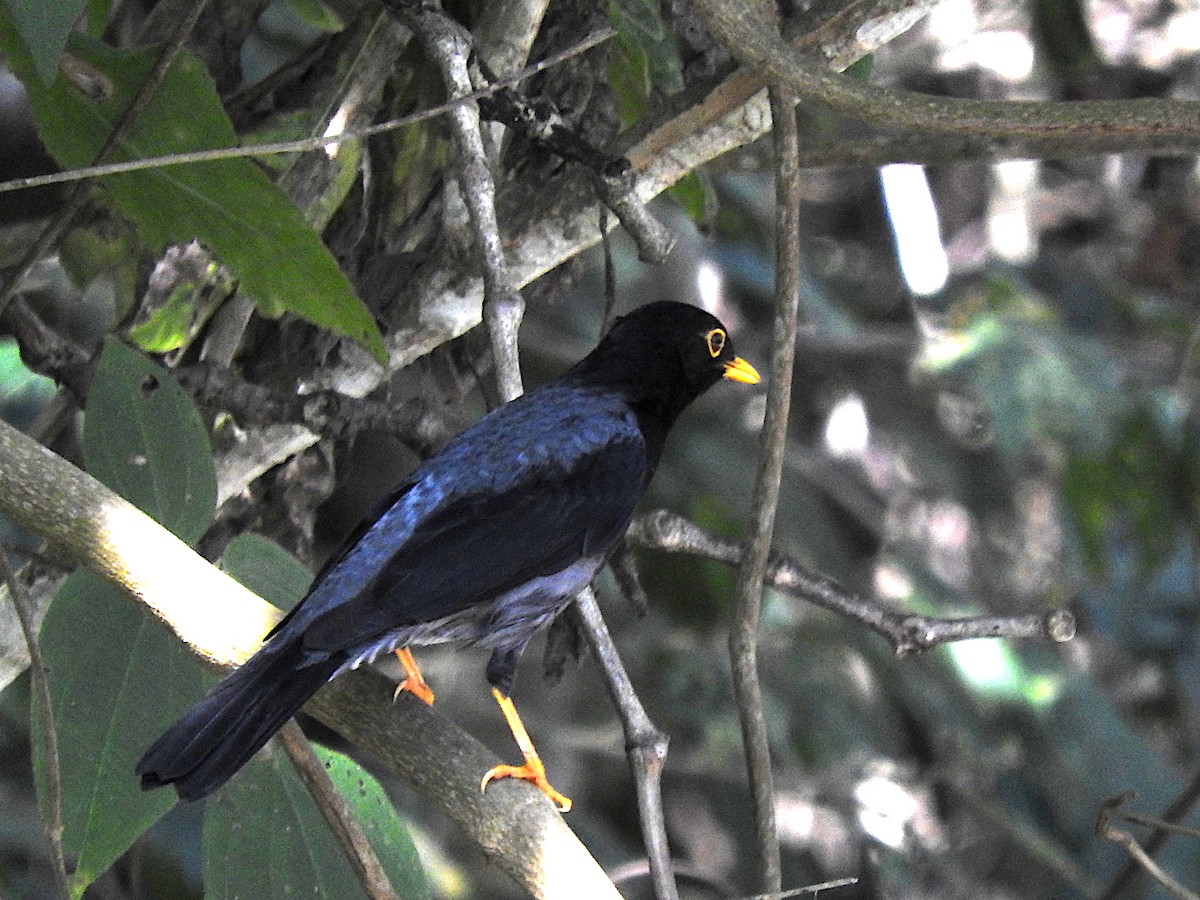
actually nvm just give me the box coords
[1097,794,1200,900]
[0,29,617,197]
[0,543,70,900]
[276,721,400,900]
[728,80,803,892]
[0,0,211,319]
[627,510,1077,653]
[572,588,680,900]
[1100,770,1200,900]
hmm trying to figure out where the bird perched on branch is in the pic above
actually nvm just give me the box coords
[137,301,760,809]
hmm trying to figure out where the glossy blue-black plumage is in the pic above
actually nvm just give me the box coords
[137,301,752,800]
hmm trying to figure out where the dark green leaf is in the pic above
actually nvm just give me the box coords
[83,339,216,544]
[666,171,716,228]
[0,0,87,85]
[33,571,212,898]
[219,533,312,614]
[0,24,386,363]
[203,746,430,900]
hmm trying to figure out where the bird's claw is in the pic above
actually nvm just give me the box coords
[481,760,572,812]
[393,677,435,705]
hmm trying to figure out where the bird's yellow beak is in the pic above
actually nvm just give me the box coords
[723,357,761,384]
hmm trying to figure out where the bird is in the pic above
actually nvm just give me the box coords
[137,300,760,809]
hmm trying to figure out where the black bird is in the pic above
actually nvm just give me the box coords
[137,301,760,808]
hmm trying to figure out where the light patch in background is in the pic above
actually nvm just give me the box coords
[322,103,350,158]
[696,259,722,312]
[946,637,1063,706]
[881,164,949,296]
[854,773,920,848]
[988,159,1039,263]
[824,392,870,459]
[925,0,977,44]
[940,31,1035,80]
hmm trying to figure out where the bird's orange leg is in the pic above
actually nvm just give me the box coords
[392,647,435,705]
[480,687,572,812]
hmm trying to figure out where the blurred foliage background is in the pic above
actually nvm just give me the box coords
[2,0,1200,897]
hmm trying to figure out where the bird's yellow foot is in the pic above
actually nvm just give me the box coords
[392,647,435,705]
[482,687,571,811]
[481,757,572,812]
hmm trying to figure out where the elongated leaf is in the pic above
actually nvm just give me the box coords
[0,0,87,85]
[0,22,386,363]
[83,339,216,544]
[203,746,430,900]
[34,571,212,899]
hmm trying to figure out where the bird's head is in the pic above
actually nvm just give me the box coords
[571,301,760,423]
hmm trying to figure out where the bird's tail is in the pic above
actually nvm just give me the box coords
[137,640,341,801]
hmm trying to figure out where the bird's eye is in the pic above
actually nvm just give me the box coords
[704,328,726,358]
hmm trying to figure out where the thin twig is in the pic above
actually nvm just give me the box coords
[572,588,680,900]
[1099,771,1200,900]
[627,510,1077,652]
[1097,794,1200,900]
[728,83,803,894]
[0,28,616,197]
[276,721,400,900]
[0,0,211,320]
[0,543,70,900]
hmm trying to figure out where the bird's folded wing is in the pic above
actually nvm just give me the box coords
[296,432,648,653]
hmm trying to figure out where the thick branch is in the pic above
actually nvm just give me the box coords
[689,0,1200,148]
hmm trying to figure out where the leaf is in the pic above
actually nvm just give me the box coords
[0,23,386,363]
[0,0,88,85]
[218,533,312,614]
[203,746,430,900]
[0,337,56,429]
[83,339,216,544]
[33,571,213,898]
[666,171,716,228]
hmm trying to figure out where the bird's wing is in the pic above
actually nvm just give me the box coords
[296,427,648,654]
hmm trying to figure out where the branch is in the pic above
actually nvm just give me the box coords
[276,721,400,900]
[0,417,620,899]
[0,544,70,899]
[571,589,679,900]
[727,80,804,893]
[1100,768,1200,900]
[1097,793,1200,900]
[689,0,1200,149]
[379,0,527,402]
[627,510,1076,653]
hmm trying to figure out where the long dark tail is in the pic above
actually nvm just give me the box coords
[137,640,342,801]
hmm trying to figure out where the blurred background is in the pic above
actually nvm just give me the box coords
[3,0,1200,897]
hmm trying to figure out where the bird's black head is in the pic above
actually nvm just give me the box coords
[568,301,760,428]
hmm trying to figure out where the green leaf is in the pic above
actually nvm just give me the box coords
[0,337,56,428]
[284,0,345,33]
[0,0,88,85]
[666,171,716,227]
[203,745,430,900]
[127,282,206,353]
[0,24,386,363]
[33,571,212,898]
[83,339,216,544]
[607,31,650,129]
[218,533,312,614]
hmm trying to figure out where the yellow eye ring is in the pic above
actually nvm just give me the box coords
[704,328,726,358]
